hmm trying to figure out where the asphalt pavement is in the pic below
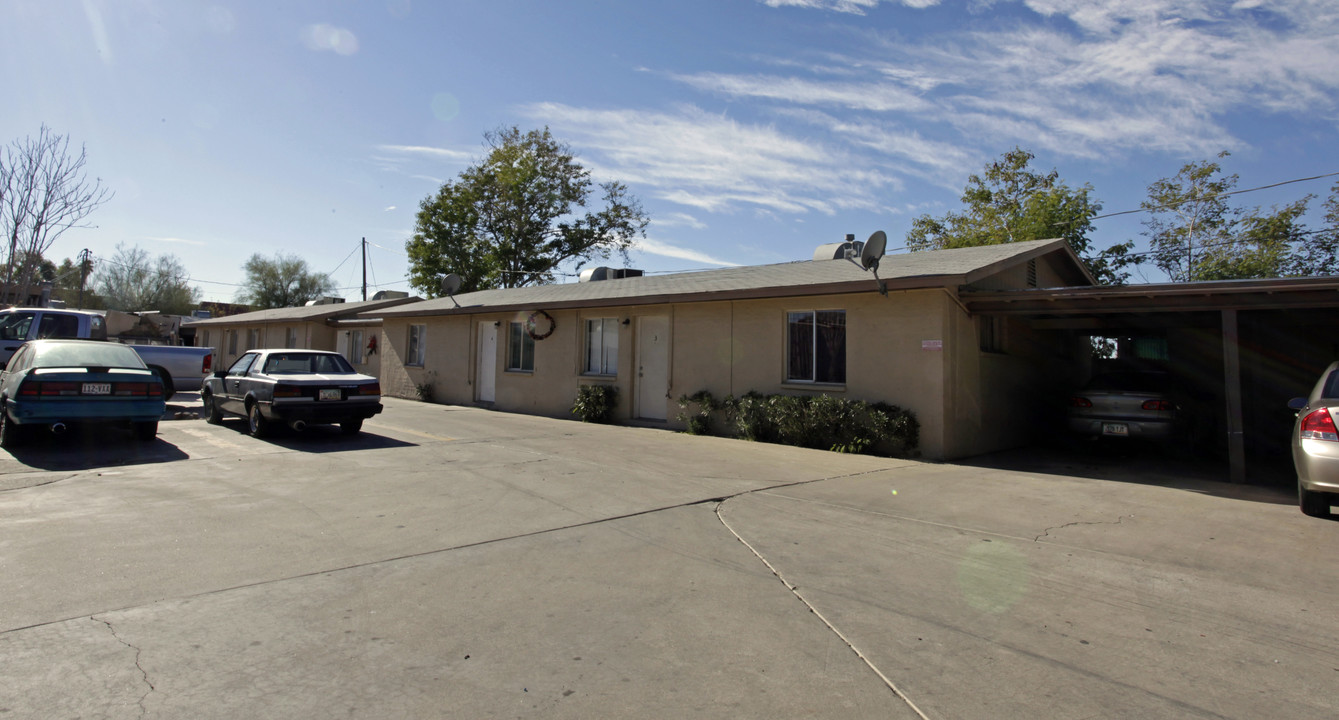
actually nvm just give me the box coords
[0,398,1336,719]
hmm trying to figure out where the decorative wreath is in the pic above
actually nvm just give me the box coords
[526,309,556,340]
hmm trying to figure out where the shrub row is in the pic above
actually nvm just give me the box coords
[676,390,918,457]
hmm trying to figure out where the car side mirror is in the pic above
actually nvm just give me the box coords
[213,370,228,378]
[1287,397,1307,411]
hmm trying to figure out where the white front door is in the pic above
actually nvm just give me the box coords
[636,316,669,420]
[477,323,497,403]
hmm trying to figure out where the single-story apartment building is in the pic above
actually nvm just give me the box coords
[184,295,421,379]
[372,239,1095,460]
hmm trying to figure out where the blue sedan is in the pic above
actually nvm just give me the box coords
[0,339,166,447]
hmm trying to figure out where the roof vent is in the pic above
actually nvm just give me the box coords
[579,267,645,282]
[814,234,863,261]
[304,296,346,306]
[372,290,409,300]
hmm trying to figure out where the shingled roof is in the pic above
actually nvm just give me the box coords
[185,296,421,326]
[376,239,1092,318]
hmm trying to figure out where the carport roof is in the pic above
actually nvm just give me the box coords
[184,296,421,326]
[374,238,1091,318]
[961,275,1339,315]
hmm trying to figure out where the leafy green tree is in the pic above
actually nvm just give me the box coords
[1143,155,1336,281]
[93,244,200,314]
[1286,182,1339,277]
[407,126,649,296]
[235,253,337,309]
[905,148,1134,284]
[51,256,102,308]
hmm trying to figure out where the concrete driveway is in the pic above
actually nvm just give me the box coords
[1,398,1336,719]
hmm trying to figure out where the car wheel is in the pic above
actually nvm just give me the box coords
[157,373,174,401]
[247,403,271,438]
[135,421,158,442]
[340,418,363,435]
[203,392,224,425]
[0,407,21,449]
[1300,481,1332,518]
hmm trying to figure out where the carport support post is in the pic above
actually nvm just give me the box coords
[1222,309,1246,483]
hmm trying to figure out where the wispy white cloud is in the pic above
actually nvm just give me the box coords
[145,235,207,247]
[523,102,900,216]
[383,206,397,212]
[759,0,941,14]
[653,212,708,230]
[375,144,474,163]
[667,72,934,113]
[635,237,740,266]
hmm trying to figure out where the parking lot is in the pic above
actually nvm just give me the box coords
[2,398,1337,719]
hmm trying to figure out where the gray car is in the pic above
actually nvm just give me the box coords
[201,349,382,437]
[1068,371,1185,441]
[1288,361,1339,518]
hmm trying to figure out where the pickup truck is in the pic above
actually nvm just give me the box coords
[0,308,213,398]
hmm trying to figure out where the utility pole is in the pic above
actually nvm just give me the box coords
[77,248,91,308]
[361,237,367,301]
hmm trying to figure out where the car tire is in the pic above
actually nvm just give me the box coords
[1300,481,1332,518]
[247,403,271,438]
[0,407,21,449]
[203,392,224,425]
[157,373,174,401]
[135,421,158,442]
[340,418,363,435]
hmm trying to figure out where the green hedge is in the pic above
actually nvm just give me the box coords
[677,390,918,457]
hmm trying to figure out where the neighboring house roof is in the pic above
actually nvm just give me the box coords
[375,239,1091,318]
[184,297,422,326]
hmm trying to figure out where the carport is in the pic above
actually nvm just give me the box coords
[961,276,1339,484]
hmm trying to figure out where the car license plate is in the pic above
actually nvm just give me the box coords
[318,388,342,401]
[82,383,111,395]
[1102,422,1129,436]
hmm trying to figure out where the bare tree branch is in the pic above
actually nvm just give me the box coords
[0,125,112,305]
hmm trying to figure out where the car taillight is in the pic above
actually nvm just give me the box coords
[111,382,163,397]
[359,382,381,396]
[272,384,302,398]
[1141,400,1174,411]
[202,354,212,374]
[1070,396,1092,408]
[1300,408,1338,442]
[19,381,80,397]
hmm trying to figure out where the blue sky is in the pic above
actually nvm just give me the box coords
[5,0,1337,303]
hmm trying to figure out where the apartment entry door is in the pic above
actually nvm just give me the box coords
[477,322,497,403]
[636,316,669,420]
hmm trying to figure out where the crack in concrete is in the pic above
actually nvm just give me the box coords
[1034,515,1128,543]
[714,495,932,720]
[95,615,155,716]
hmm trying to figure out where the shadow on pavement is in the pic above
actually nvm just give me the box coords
[4,427,189,471]
[213,418,418,452]
[958,440,1297,507]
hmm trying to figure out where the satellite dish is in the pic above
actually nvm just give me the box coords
[441,273,462,296]
[441,273,462,307]
[860,230,887,272]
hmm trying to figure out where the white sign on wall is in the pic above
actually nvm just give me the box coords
[922,340,943,351]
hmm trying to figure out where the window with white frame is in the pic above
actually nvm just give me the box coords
[584,318,618,375]
[246,328,261,350]
[286,327,299,348]
[786,310,846,384]
[406,324,426,366]
[227,329,238,355]
[508,322,534,372]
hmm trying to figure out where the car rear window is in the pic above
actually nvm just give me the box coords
[33,342,145,368]
[263,353,355,374]
[1084,372,1173,393]
[1323,369,1339,399]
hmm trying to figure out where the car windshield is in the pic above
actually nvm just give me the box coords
[33,342,145,369]
[262,353,355,375]
[1084,372,1173,393]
